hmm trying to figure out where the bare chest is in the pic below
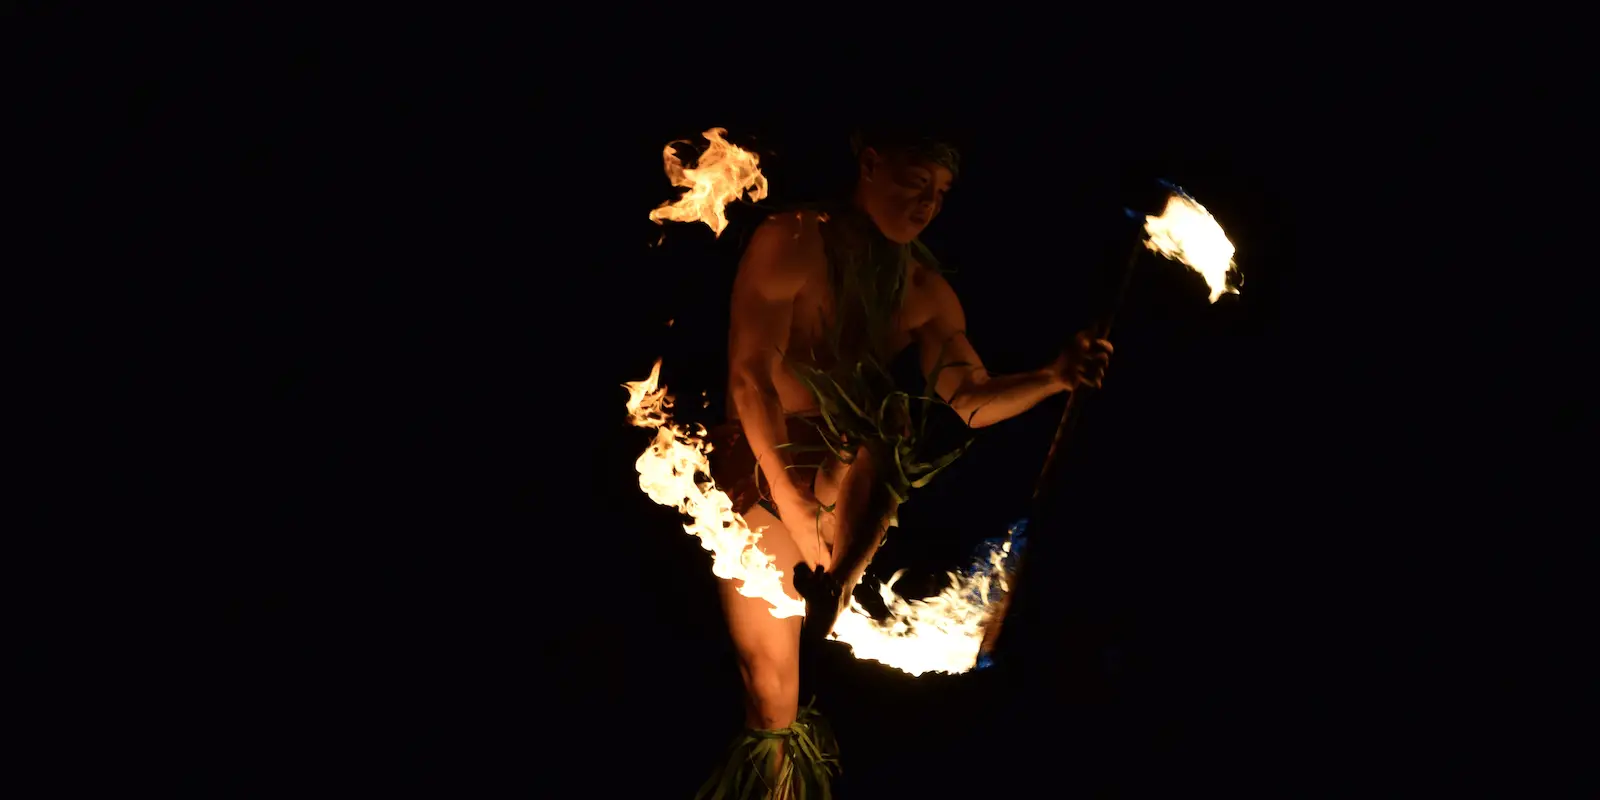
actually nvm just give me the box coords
[788,253,936,357]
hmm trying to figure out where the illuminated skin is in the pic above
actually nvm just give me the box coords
[721,145,1112,738]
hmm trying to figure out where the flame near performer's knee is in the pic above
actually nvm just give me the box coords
[625,358,1017,676]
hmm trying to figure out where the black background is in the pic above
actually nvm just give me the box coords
[16,8,1572,797]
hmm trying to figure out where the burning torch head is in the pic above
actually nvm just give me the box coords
[850,126,961,244]
[1127,180,1242,303]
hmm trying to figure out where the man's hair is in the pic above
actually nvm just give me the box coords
[849,124,961,180]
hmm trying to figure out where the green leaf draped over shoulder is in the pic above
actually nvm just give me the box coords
[776,203,974,505]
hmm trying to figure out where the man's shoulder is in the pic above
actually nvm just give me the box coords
[753,208,829,243]
[904,260,962,331]
[909,258,955,297]
[745,209,829,272]
[736,209,829,292]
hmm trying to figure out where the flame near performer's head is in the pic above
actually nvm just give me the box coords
[648,128,768,237]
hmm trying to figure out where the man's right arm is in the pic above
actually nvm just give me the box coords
[728,214,816,515]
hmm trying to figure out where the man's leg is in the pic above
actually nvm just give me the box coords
[717,505,806,750]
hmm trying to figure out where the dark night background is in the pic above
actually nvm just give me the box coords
[15,8,1573,798]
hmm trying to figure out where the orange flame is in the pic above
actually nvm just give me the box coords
[623,359,804,619]
[827,539,1014,676]
[624,359,1014,675]
[648,127,769,237]
[1142,192,1240,302]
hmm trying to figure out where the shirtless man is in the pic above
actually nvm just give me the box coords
[702,129,1111,795]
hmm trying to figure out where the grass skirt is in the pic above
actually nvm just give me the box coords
[696,699,840,800]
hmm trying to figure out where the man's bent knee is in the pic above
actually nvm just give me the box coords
[741,657,800,729]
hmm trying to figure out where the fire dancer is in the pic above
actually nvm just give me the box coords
[697,126,1112,798]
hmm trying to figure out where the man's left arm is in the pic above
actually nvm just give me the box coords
[913,271,1110,429]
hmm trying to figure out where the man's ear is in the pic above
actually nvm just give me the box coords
[859,147,882,181]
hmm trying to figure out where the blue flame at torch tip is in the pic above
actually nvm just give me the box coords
[965,518,1028,591]
[970,517,1031,671]
[1127,179,1188,221]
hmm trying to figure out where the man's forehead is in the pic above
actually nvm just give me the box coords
[895,154,955,184]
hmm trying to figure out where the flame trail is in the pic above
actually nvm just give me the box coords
[826,527,1021,676]
[623,360,803,619]
[624,360,1015,675]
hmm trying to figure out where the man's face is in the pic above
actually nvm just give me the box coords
[859,148,954,244]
